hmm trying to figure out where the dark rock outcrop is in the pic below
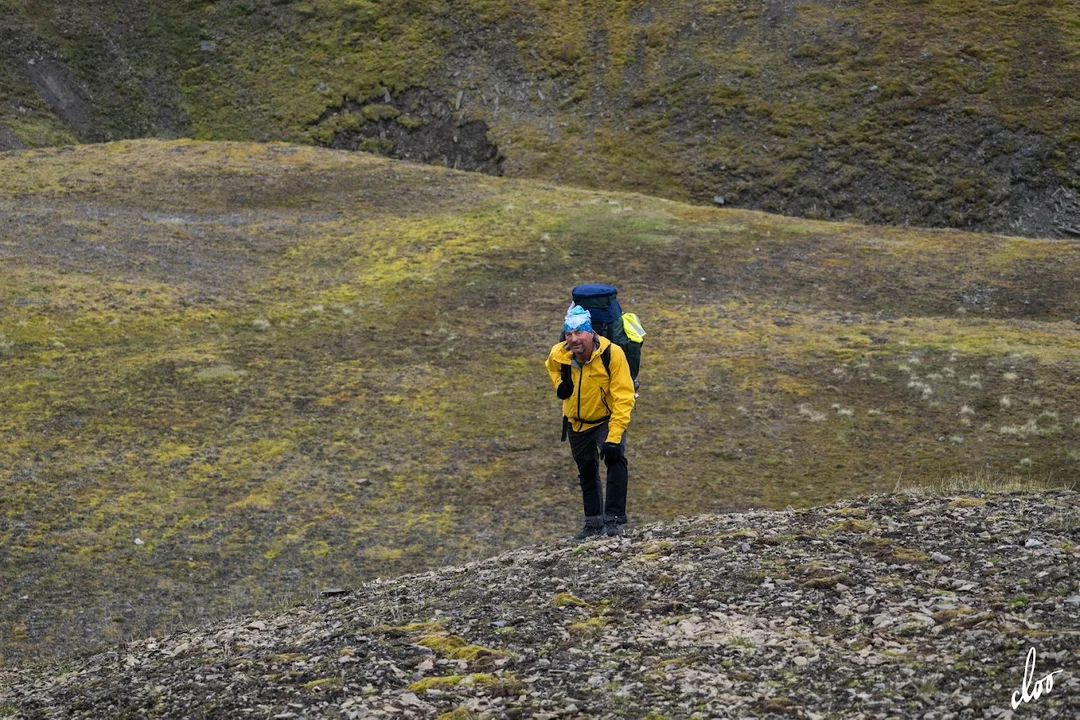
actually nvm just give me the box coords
[315,88,503,175]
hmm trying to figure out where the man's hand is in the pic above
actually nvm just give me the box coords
[557,364,574,399]
[600,442,623,462]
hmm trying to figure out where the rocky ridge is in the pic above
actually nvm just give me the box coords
[2,491,1078,719]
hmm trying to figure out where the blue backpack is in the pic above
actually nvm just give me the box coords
[567,283,644,385]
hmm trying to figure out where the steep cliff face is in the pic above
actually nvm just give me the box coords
[2,0,1078,238]
[2,492,1078,719]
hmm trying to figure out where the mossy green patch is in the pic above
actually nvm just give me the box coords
[409,674,464,692]
[824,519,877,535]
[568,616,610,637]
[193,364,248,383]
[828,508,868,518]
[894,548,931,564]
[416,634,506,661]
[949,497,987,508]
[302,677,342,691]
[393,621,446,634]
[802,574,847,590]
[932,607,978,623]
[438,709,474,720]
[553,593,588,608]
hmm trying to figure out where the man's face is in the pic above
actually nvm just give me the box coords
[566,329,593,355]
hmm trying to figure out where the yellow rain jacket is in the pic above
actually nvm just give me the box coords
[546,335,636,443]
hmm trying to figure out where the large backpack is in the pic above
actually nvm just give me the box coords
[567,283,645,387]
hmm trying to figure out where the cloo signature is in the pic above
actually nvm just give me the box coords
[1011,647,1063,710]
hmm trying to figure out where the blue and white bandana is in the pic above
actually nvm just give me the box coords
[563,304,594,334]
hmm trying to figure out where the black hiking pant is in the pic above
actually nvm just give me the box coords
[568,420,627,526]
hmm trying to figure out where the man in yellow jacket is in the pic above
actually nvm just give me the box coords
[546,305,637,540]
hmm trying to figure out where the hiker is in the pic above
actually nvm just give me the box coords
[546,304,637,540]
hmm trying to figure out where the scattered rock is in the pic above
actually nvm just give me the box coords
[398,692,423,707]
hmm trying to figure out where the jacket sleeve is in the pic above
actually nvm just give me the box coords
[604,345,636,444]
[545,345,565,389]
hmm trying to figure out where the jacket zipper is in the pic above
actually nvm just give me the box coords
[576,363,584,426]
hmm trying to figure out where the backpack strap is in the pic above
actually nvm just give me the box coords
[600,343,638,393]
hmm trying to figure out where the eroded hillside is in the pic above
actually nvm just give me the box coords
[0,140,1077,663]
[1,0,1078,237]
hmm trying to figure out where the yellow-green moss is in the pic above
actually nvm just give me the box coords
[715,530,758,540]
[894,548,931,563]
[416,634,506,660]
[302,677,342,691]
[802,573,847,589]
[395,621,446,633]
[824,519,877,535]
[568,616,609,637]
[362,545,406,562]
[553,592,588,608]
[438,709,473,720]
[408,674,464,692]
[361,104,401,122]
[932,607,977,623]
[828,507,868,518]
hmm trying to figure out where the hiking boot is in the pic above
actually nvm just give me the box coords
[603,521,625,537]
[569,523,604,542]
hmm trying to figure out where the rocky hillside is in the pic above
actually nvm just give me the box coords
[1,0,1078,238]
[2,491,1078,719]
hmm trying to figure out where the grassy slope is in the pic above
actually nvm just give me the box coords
[0,140,1077,663]
[2,1,1077,233]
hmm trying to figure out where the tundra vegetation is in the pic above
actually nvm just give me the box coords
[0,140,1076,663]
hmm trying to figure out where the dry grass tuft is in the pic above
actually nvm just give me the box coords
[896,470,1068,495]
